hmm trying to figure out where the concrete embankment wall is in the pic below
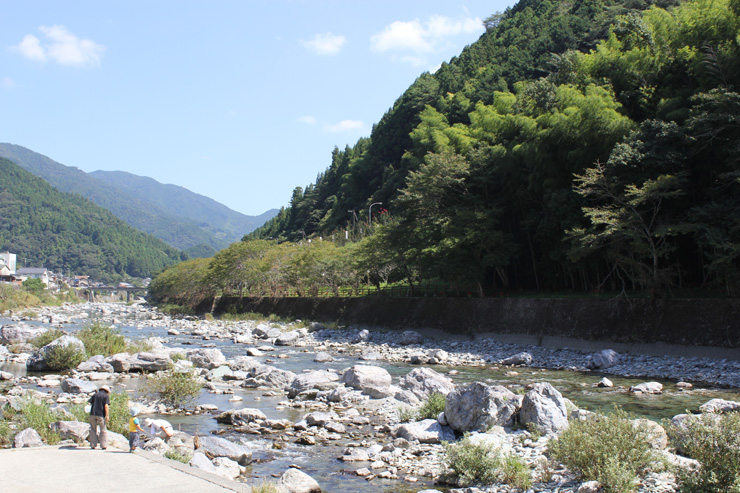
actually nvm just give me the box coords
[210,296,740,348]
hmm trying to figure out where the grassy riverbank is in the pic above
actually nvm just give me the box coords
[0,283,81,314]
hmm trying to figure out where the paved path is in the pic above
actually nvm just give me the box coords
[0,444,251,493]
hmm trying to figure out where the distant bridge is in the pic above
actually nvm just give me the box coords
[77,286,148,303]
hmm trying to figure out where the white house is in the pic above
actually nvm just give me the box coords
[16,267,51,286]
[0,252,17,274]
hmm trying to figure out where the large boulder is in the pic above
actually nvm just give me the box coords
[586,349,620,369]
[630,382,663,394]
[288,370,340,399]
[187,348,226,369]
[212,457,242,479]
[444,382,520,432]
[0,324,50,345]
[341,365,392,396]
[632,418,668,450]
[126,352,170,372]
[519,382,569,435]
[242,365,296,390]
[303,411,340,427]
[501,352,533,366]
[26,335,85,371]
[13,427,44,448]
[107,352,133,372]
[61,378,99,394]
[399,331,424,345]
[229,356,260,372]
[253,324,282,340]
[276,468,322,493]
[699,398,740,414]
[215,407,267,426]
[49,421,90,443]
[76,355,114,373]
[189,452,218,473]
[275,329,308,346]
[393,419,455,444]
[197,435,252,465]
[398,367,455,401]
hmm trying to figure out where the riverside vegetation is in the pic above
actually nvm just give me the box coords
[152,0,740,311]
[2,302,740,491]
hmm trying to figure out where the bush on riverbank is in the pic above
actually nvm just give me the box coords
[672,412,740,492]
[29,329,64,349]
[144,368,201,408]
[442,433,531,489]
[77,322,127,357]
[44,344,87,371]
[417,392,446,420]
[547,408,663,493]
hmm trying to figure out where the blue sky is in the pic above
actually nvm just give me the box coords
[1,1,513,216]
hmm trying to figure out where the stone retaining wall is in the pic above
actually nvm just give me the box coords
[211,296,740,348]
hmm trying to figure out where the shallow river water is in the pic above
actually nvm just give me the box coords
[2,307,739,492]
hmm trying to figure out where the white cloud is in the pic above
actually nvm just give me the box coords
[297,115,317,125]
[13,34,46,61]
[301,32,346,56]
[370,14,483,65]
[370,20,431,54]
[10,25,105,67]
[324,119,364,133]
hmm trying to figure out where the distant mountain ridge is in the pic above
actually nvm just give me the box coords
[0,157,185,282]
[0,143,277,255]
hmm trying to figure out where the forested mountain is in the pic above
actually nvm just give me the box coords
[247,0,740,297]
[0,144,277,256]
[0,157,186,282]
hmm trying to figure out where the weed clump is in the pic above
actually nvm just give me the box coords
[145,369,201,408]
[443,433,531,489]
[417,392,446,420]
[671,412,740,492]
[547,408,662,493]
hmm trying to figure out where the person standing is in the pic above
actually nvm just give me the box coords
[128,408,145,453]
[88,385,110,449]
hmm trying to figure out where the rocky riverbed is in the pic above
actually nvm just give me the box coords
[1,301,739,492]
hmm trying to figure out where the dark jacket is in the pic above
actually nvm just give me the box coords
[88,390,109,417]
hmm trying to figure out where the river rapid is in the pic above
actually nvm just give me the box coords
[1,301,739,492]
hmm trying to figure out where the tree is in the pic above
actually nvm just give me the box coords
[569,159,685,296]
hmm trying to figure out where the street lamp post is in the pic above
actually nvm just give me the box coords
[369,202,383,226]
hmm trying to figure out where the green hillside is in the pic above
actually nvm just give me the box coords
[244,0,740,297]
[0,157,186,282]
[0,143,277,254]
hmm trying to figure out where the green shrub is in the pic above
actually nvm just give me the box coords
[22,278,45,294]
[547,408,662,493]
[170,352,186,363]
[251,482,280,493]
[44,343,87,371]
[165,448,193,463]
[30,329,64,349]
[501,454,533,490]
[398,406,416,423]
[672,412,740,492]
[443,433,529,487]
[417,392,446,420]
[18,398,63,444]
[77,322,127,357]
[0,419,11,446]
[145,369,201,408]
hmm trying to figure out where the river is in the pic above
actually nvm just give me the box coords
[2,302,739,492]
